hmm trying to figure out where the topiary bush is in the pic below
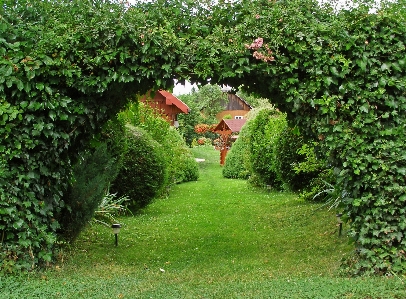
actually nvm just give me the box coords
[222,121,251,179]
[110,125,167,211]
[120,100,199,185]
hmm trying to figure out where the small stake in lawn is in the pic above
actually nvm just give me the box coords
[111,223,122,246]
[336,213,343,237]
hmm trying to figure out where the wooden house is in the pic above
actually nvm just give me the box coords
[140,90,190,127]
[216,93,252,121]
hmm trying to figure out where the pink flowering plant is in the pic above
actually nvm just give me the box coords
[245,37,275,62]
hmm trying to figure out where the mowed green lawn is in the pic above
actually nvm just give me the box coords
[1,146,405,298]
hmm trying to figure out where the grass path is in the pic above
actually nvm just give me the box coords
[1,146,405,298]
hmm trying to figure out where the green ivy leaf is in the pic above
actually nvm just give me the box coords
[13,219,24,229]
[36,82,45,90]
[4,65,12,77]
[49,110,56,121]
[16,79,24,91]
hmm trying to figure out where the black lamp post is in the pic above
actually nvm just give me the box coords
[111,223,121,246]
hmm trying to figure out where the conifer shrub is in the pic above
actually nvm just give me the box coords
[58,119,126,241]
[110,125,167,211]
[99,118,128,169]
[58,143,120,241]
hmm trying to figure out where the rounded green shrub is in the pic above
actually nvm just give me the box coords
[120,102,199,185]
[111,125,167,211]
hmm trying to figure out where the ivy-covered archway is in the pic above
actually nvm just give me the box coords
[1,0,405,274]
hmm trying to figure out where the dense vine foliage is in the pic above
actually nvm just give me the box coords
[230,1,406,275]
[1,0,405,275]
[0,0,183,270]
[273,127,318,191]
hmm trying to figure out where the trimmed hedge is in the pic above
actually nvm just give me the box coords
[165,127,199,184]
[246,108,286,187]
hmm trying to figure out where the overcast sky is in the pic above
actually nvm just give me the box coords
[173,80,198,96]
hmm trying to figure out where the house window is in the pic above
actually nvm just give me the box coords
[235,116,243,119]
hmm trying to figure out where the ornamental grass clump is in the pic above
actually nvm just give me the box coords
[92,190,132,227]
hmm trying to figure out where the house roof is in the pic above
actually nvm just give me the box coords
[157,90,190,114]
[214,119,247,133]
[234,94,253,109]
[220,93,253,111]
